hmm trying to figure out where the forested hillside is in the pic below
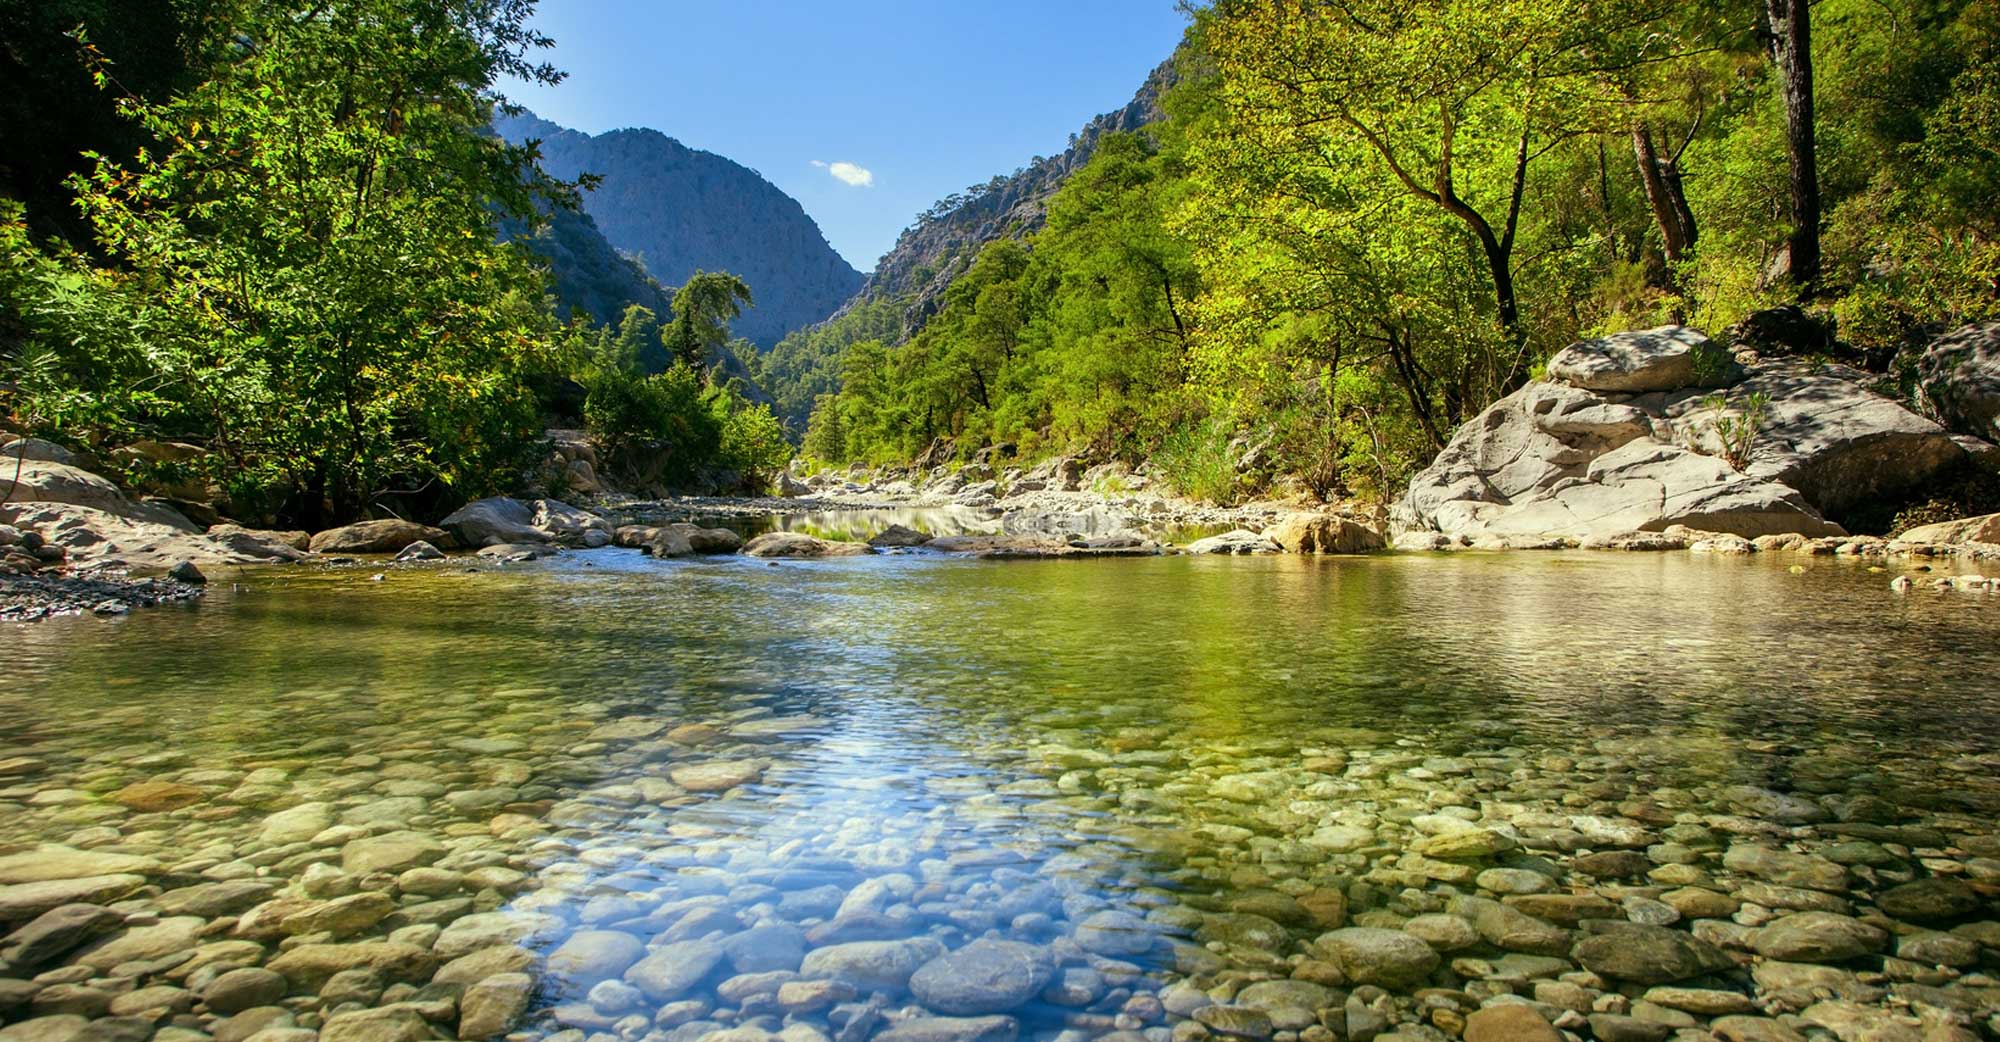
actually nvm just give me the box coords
[494,111,863,347]
[756,62,1170,429]
[793,0,2000,505]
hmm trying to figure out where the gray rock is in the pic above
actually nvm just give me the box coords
[867,524,933,548]
[307,520,450,555]
[1393,375,1842,543]
[623,940,724,1001]
[741,532,871,557]
[392,540,444,562]
[1547,326,1739,393]
[547,930,645,982]
[799,938,940,993]
[909,940,1050,1015]
[1072,910,1158,957]
[439,497,545,547]
[1184,529,1279,555]
[872,1017,1019,1042]
[1919,320,2000,440]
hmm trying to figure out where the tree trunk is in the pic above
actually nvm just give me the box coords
[1631,122,1697,267]
[1766,0,1820,296]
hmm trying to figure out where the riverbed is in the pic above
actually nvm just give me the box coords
[2,550,1997,1042]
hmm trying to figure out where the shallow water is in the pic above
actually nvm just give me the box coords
[3,550,1998,1042]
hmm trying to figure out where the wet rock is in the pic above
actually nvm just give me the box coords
[0,847,160,885]
[547,930,645,982]
[439,497,545,548]
[1711,1017,1809,1042]
[308,520,450,555]
[669,761,763,793]
[458,972,534,1040]
[800,938,939,994]
[1571,924,1731,984]
[392,541,444,562]
[319,1006,431,1042]
[1873,878,1981,924]
[1753,912,1888,962]
[742,532,871,557]
[258,803,333,845]
[1315,928,1439,989]
[73,916,205,970]
[1799,1001,1924,1042]
[155,881,274,918]
[1464,1005,1563,1042]
[201,969,287,1014]
[720,924,808,974]
[1193,1005,1275,1039]
[279,892,393,938]
[0,877,148,923]
[1072,910,1157,957]
[0,904,124,971]
[624,940,725,1001]
[867,525,933,548]
[1723,845,1850,892]
[872,1016,1018,1042]
[340,832,445,876]
[1267,513,1384,555]
[265,942,435,992]
[908,939,1050,1015]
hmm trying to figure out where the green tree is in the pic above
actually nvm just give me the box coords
[47,0,569,525]
[663,270,753,370]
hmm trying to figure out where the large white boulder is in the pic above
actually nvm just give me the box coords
[2,460,302,569]
[1546,326,1741,393]
[1395,328,1964,543]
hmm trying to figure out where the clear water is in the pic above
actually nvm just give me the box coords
[4,549,1998,1038]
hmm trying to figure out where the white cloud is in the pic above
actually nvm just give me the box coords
[812,160,874,188]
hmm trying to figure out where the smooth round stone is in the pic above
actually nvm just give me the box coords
[1895,931,1980,967]
[547,930,645,982]
[1477,869,1554,895]
[1314,928,1439,989]
[1752,912,1887,961]
[203,968,287,1014]
[1464,1005,1562,1042]
[1402,914,1479,951]
[909,939,1051,1014]
[1234,980,1338,1027]
[1194,1005,1275,1040]
[587,978,644,1015]
[1571,925,1730,985]
[797,938,939,994]
[1874,878,1980,924]
[1073,910,1157,957]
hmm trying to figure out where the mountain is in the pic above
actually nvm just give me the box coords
[759,59,1175,427]
[495,111,864,347]
[846,59,1173,335]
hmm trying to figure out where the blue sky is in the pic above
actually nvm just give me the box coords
[503,2,1190,274]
